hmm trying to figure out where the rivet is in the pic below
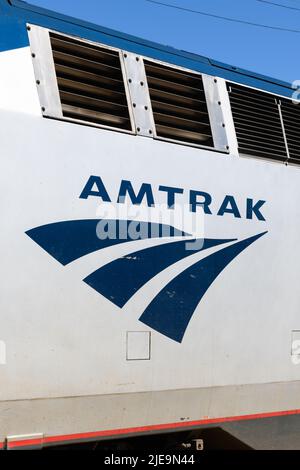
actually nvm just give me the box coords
[41,107,46,112]
[218,101,221,105]
[133,103,136,108]
[31,53,36,58]
[136,57,140,61]
[144,106,148,110]
[27,25,31,31]
[124,53,127,58]
[140,81,144,86]
[36,80,40,85]
[226,145,230,151]
[214,78,217,83]
[149,129,153,135]
[137,127,141,132]
[222,123,225,128]
[129,79,132,83]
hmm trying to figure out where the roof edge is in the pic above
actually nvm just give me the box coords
[4,0,294,94]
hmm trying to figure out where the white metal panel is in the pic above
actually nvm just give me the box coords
[214,77,239,157]
[1,108,300,403]
[0,46,41,115]
[126,332,151,360]
[27,24,62,118]
[202,75,230,154]
[1,381,300,448]
[122,51,155,137]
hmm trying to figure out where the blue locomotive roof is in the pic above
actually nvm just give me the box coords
[0,0,294,99]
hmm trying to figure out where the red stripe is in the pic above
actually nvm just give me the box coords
[7,438,42,449]
[8,408,300,448]
[0,442,4,450]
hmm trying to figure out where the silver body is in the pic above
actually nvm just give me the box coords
[0,24,300,450]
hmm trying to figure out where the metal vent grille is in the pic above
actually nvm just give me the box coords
[49,33,132,131]
[144,61,213,146]
[227,83,287,162]
[280,98,300,164]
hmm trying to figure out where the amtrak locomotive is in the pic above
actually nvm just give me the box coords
[0,0,300,450]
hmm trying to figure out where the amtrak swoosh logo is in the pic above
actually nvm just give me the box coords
[26,220,267,343]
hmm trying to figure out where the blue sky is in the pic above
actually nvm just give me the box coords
[29,0,298,84]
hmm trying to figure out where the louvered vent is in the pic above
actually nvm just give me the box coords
[280,98,300,164]
[144,61,213,146]
[228,83,288,162]
[49,33,132,131]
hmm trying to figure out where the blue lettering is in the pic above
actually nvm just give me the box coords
[217,196,241,218]
[79,176,111,201]
[79,176,267,222]
[190,191,212,214]
[159,186,184,209]
[118,180,155,207]
[247,199,266,221]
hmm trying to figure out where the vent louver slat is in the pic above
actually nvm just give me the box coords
[50,33,132,131]
[280,99,300,164]
[227,83,287,162]
[228,82,300,165]
[236,131,289,148]
[151,100,208,121]
[229,95,281,115]
[55,64,125,91]
[144,61,213,146]
[234,120,286,136]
